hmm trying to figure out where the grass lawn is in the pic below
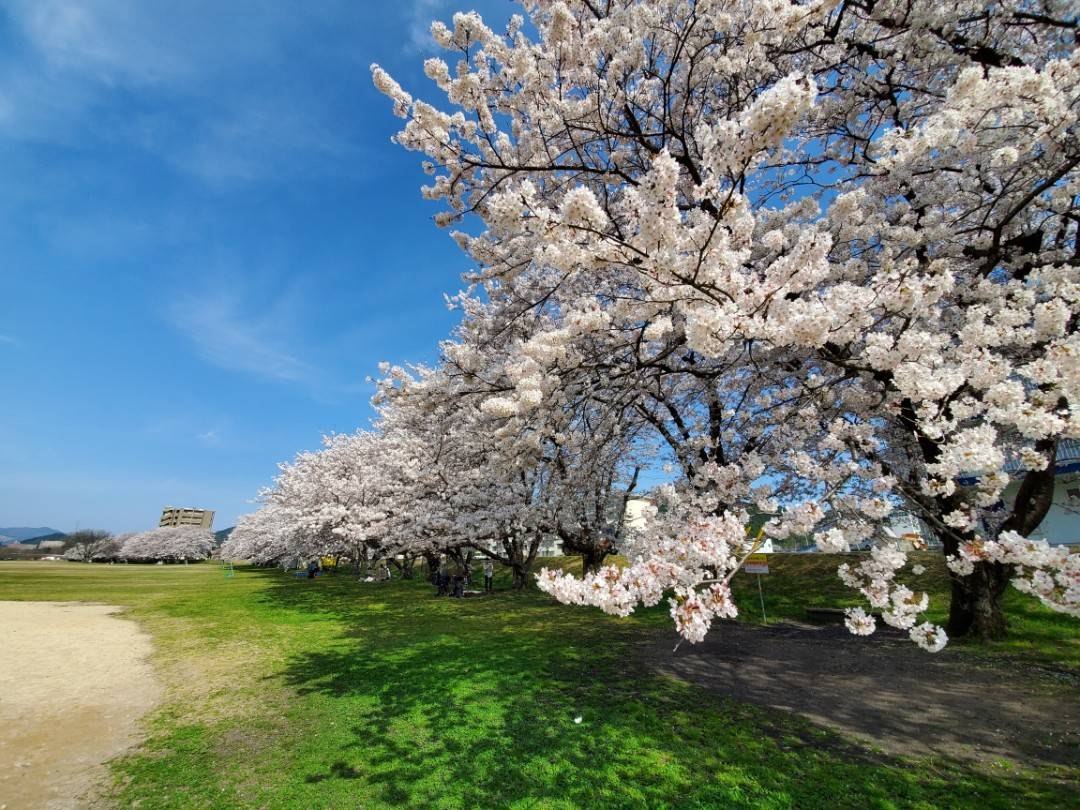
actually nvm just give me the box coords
[725,552,1080,671]
[549,552,1080,671]
[0,559,1075,809]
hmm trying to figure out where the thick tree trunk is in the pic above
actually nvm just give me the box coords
[558,529,611,575]
[936,429,1058,640]
[581,546,608,575]
[946,560,1010,640]
[511,562,529,590]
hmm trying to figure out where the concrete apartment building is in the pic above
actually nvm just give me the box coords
[159,506,215,529]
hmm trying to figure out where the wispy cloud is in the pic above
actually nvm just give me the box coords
[197,429,219,445]
[0,0,365,185]
[168,289,315,384]
[0,334,18,345]
[406,0,450,54]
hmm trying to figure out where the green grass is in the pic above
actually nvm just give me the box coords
[0,560,1074,809]
[724,552,1080,671]
[541,552,1080,671]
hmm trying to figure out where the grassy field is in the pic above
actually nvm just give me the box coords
[729,552,1080,670]
[0,558,1075,809]
[548,551,1080,670]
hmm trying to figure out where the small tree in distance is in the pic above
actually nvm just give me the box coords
[62,530,115,562]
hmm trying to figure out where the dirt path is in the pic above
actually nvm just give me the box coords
[0,601,162,809]
[642,621,1079,770]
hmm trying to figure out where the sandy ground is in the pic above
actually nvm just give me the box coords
[642,620,1079,769]
[0,602,161,810]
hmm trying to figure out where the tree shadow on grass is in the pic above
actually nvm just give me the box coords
[255,570,1075,810]
[644,622,1080,770]
[305,761,362,783]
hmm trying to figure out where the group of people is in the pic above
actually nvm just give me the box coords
[434,559,495,597]
[303,556,496,593]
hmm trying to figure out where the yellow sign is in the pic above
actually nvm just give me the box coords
[744,553,769,574]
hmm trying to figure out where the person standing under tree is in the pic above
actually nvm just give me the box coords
[483,559,494,593]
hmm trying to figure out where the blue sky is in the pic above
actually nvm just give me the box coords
[0,0,512,533]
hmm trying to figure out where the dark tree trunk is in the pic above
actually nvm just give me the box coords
[447,548,474,582]
[511,562,528,590]
[390,555,415,579]
[423,552,440,584]
[581,545,608,575]
[946,560,1010,640]
[944,437,1057,640]
[937,532,1012,642]
[558,529,611,575]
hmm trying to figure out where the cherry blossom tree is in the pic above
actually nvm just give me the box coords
[120,526,216,563]
[220,505,301,566]
[62,530,115,562]
[374,0,1079,644]
[375,361,558,588]
[88,535,124,562]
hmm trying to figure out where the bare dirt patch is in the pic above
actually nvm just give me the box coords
[0,601,162,809]
[642,621,1079,770]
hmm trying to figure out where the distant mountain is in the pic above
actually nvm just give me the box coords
[214,527,234,544]
[0,527,63,545]
[25,532,68,545]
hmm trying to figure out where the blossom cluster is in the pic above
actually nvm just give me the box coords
[836,546,943,645]
[952,531,1080,618]
[537,506,757,643]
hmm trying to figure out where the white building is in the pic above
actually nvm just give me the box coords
[905,439,1080,548]
[159,506,215,529]
[535,535,564,557]
[623,497,656,532]
[999,439,1080,546]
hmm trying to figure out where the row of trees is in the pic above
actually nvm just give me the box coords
[229,0,1078,648]
[65,526,216,563]
[220,388,645,588]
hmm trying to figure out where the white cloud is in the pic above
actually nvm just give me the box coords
[168,288,314,384]
[407,0,448,54]
[0,1,365,184]
[163,264,376,405]
[162,97,359,186]
[197,429,219,445]
[6,0,282,86]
